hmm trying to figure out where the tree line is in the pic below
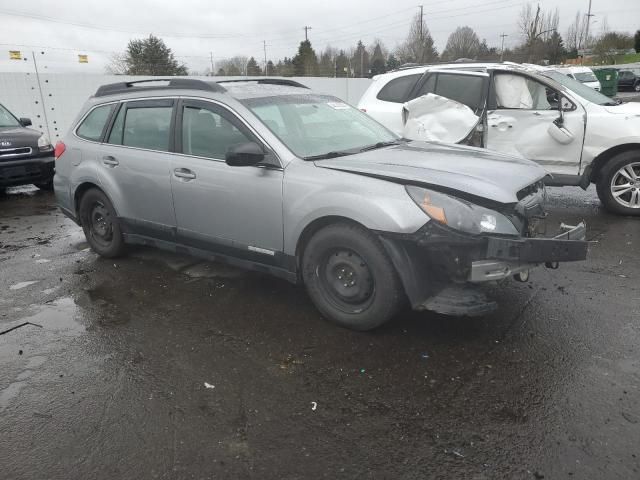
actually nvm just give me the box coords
[107,6,640,77]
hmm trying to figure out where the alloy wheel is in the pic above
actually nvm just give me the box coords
[610,162,640,209]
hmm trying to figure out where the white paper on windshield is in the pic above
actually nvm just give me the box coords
[327,102,349,110]
[401,93,479,144]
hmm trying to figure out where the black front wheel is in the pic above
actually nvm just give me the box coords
[302,222,404,331]
[79,188,126,258]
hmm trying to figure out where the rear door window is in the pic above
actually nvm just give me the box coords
[107,100,174,152]
[76,104,115,141]
[376,74,421,103]
[434,73,486,111]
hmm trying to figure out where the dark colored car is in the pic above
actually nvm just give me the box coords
[0,103,54,190]
[617,70,640,92]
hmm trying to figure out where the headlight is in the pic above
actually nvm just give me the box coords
[406,185,519,236]
[37,134,53,151]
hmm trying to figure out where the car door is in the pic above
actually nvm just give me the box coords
[485,72,586,175]
[406,70,490,146]
[171,99,284,264]
[98,99,177,239]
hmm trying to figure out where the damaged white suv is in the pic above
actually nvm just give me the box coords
[358,63,640,216]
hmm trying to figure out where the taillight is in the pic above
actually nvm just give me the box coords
[54,141,66,159]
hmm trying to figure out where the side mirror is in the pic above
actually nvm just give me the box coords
[225,142,265,167]
[19,117,32,127]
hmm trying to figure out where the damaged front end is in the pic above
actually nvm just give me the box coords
[379,182,588,316]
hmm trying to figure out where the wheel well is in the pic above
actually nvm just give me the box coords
[73,182,104,224]
[295,216,366,266]
[590,144,640,183]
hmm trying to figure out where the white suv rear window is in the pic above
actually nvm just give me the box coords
[376,74,421,103]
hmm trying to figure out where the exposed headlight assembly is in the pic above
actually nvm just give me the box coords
[37,133,53,151]
[406,185,519,236]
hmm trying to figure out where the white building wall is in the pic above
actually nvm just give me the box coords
[0,73,372,141]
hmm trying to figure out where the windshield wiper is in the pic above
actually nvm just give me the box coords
[303,150,355,161]
[359,140,403,152]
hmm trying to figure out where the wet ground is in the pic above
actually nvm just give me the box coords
[0,185,638,480]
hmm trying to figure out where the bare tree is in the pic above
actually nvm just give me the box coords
[443,26,481,60]
[105,53,128,75]
[395,13,438,64]
[566,11,591,52]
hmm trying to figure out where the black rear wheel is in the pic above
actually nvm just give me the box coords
[79,188,126,258]
[302,222,403,331]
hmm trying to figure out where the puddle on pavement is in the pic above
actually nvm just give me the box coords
[0,297,84,411]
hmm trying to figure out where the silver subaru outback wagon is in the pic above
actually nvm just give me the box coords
[54,78,587,330]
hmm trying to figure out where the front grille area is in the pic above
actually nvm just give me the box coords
[0,147,32,160]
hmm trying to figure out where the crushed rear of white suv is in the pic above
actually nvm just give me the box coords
[358,63,640,216]
[54,78,587,331]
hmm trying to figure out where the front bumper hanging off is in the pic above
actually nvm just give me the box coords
[379,221,588,317]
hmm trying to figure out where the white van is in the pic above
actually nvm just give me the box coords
[554,66,601,91]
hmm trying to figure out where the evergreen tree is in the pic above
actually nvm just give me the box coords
[635,30,640,53]
[216,67,226,76]
[352,41,370,77]
[370,43,386,76]
[266,60,275,75]
[386,54,400,71]
[292,40,319,76]
[117,34,188,76]
[246,57,262,76]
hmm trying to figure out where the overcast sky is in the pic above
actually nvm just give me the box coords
[0,0,636,73]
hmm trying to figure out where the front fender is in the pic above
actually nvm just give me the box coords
[282,162,427,255]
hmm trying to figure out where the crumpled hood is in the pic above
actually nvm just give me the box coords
[315,141,547,204]
[603,102,640,116]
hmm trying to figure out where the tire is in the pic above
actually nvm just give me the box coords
[635,82,640,93]
[78,188,126,258]
[35,179,54,191]
[596,150,640,216]
[301,222,403,331]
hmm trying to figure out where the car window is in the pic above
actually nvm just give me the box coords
[414,74,437,98]
[0,104,20,128]
[76,104,114,141]
[113,105,173,151]
[574,71,598,83]
[434,73,486,110]
[181,105,253,159]
[244,94,397,159]
[493,73,555,110]
[376,74,421,103]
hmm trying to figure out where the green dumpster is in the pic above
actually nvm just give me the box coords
[593,68,618,97]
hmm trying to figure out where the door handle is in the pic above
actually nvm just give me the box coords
[102,155,119,167]
[174,168,196,180]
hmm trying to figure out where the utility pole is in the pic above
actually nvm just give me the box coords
[263,40,267,75]
[209,52,215,76]
[500,33,508,61]
[584,0,594,49]
[304,26,312,41]
[419,5,424,62]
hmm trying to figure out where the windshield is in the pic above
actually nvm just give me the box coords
[573,71,598,83]
[0,104,21,128]
[241,94,398,159]
[542,70,615,106]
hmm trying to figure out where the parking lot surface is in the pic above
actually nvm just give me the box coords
[1,185,638,479]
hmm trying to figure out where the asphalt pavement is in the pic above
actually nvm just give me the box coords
[0,185,638,480]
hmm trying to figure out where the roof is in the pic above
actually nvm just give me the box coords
[93,77,310,99]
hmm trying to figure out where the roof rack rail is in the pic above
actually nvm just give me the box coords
[215,78,310,89]
[94,78,227,97]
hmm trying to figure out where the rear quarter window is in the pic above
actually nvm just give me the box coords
[376,74,421,103]
[76,104,115,141]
